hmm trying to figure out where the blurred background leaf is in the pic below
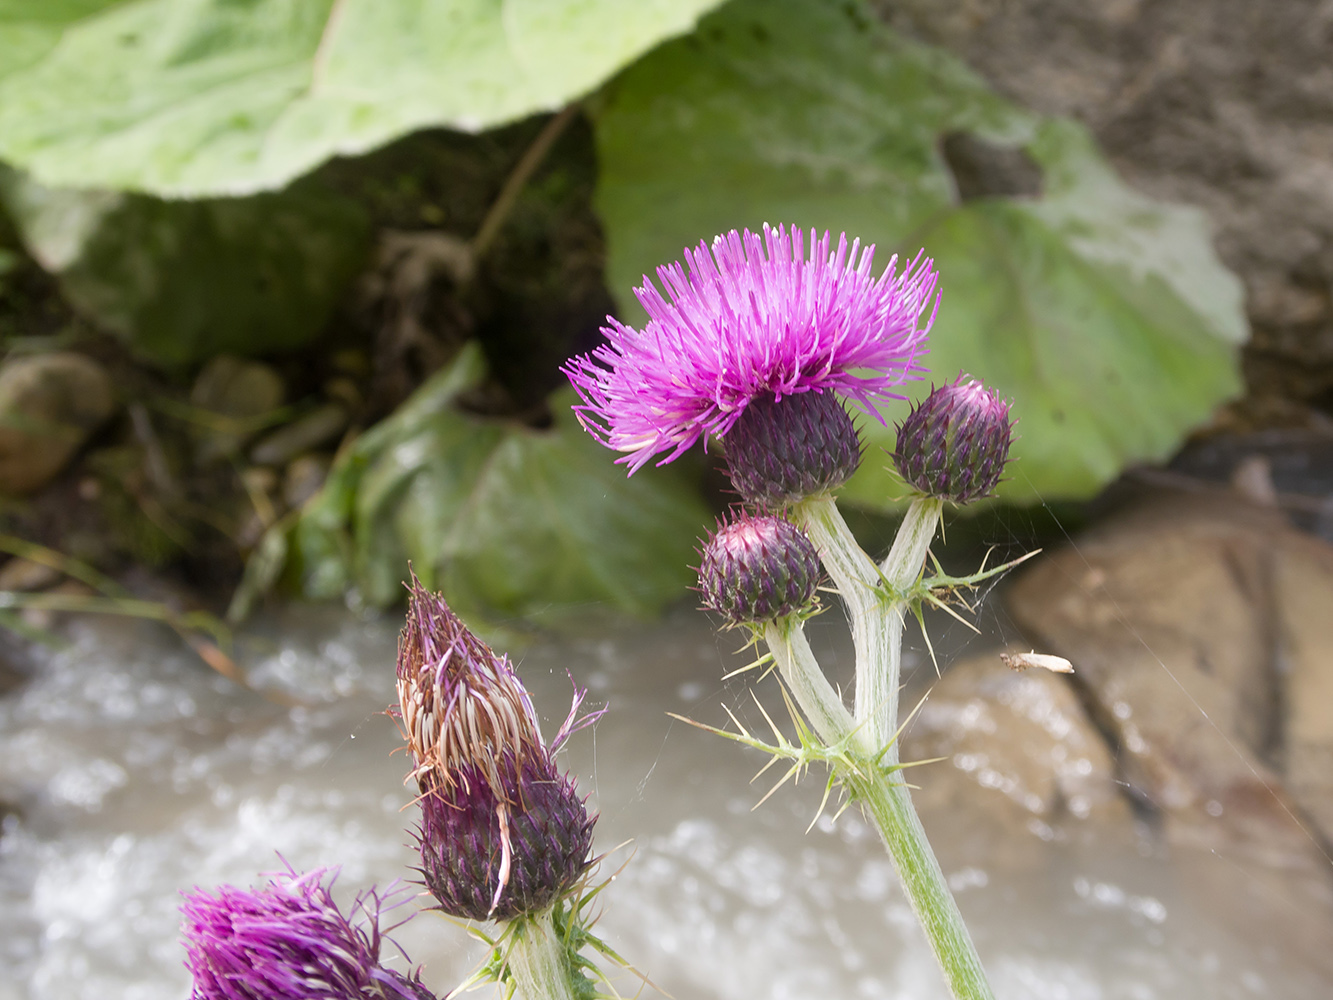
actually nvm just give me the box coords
[257,343,709,628]
[0,0,725,196]
[0,169,371,365]
[593,0,1245,508]
[0,2,121,82]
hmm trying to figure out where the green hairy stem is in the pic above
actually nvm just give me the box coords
[782,494,994,1000]
[508,909,577,1000]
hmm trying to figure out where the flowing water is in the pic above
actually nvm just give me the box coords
[0,603,1328,999]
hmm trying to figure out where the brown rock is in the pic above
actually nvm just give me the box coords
[1006,491,1333,868]
[0,352,115,495]
[902,649,1131,840]
[1273,537,1333,849]
[0,557,61,592]
[189,356,284,461]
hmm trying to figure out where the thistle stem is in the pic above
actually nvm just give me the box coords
[784,494,990,1000]
[793,496,887,745]
[508,908,576,1000]
[794,496,940,753]
[763,617,860,751]
[846,770,995,1000]
[876,496,942,762]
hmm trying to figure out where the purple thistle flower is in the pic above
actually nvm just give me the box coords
[180,864,436,1000]
[396,578,600,920]
[563,224,938,473]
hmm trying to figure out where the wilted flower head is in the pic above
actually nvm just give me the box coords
[397,578,598,920]
[698,512,821,625]
[894,375,1013,504]
[564,224,938,473]
[396,576,542,793]
[181,864,435,1000]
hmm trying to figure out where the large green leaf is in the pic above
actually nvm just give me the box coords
[276,343,710,626]
[0,169,370,365]
[0,2,120,82]
[594,0,1245,506]
[0,0,724,197]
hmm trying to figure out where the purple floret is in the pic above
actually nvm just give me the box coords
[181,864,436,1000]
[564,224,938,473]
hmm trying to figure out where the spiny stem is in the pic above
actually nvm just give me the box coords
[793,496,887,745]
[763,617,859,751]
[795,496,941,753]
[875,497,942,760]
[779,495,992,1000]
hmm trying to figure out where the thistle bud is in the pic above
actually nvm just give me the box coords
[893,375,1012,504]
[181,864,437,1000]
[397,579,597,921]
[698,513,821,624]
[723,391,862,506]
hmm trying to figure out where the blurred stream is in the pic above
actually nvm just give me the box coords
[0,602,1325,999]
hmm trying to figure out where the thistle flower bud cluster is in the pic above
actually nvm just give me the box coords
[894,375,1013,504]
[180,864,436,1000]
[397,578,596,921]
[698,512,821,625]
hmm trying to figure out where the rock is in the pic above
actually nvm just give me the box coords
[282,454,330,510]
[0,557,60,592]
[1006,490,1333,867]
[189,356,284,461]
[249,403,348,467]
[903,649,1131,844]
[0,352,115,495]
[1272,538,1333,849]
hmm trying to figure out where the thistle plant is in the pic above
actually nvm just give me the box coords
[181,581,618,1000]
[565,223,1021,1000]
[178,224,1021,1000]
[395,577,616,1000]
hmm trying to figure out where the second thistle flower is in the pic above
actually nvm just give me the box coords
[396,580,597,921]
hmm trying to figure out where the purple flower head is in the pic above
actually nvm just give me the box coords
[563,224,938,473]
[181,863,436,1000]
[396,578,601,919]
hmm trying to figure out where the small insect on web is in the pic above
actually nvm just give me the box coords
[999,650,1074,674]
